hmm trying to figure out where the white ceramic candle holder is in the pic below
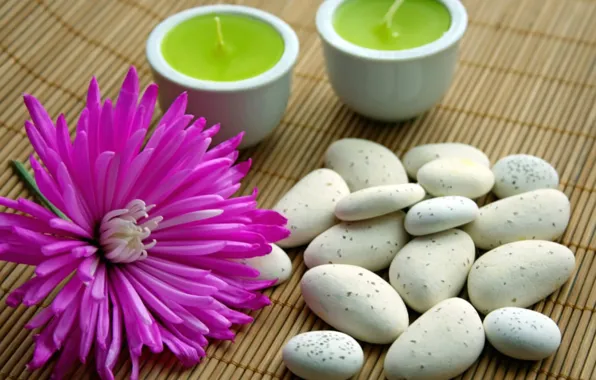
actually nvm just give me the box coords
[147,5,299,148]
[316,0,467,122]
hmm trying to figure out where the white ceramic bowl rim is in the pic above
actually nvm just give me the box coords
[146,5,299,92]
[316,0,468,61]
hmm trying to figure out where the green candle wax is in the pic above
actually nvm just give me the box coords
[161,14,284,81]
[333,0,451,51]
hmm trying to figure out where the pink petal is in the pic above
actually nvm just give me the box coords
[110,267,152,325]
[126,272,184,324]
[137,84,158,131]
[23,94,56,149]
[25,306,55,329]
[42,240,87,256]
[123,266,214,307]
[158,92,187,128]
[51,276,84,314]
[203,132,244,161]
[35,253,77,277]
[96,281,110,348]
[141,256,210,279]
[53,298,80,347]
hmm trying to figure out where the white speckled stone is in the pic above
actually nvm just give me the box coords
[273,169,350,248]
[389,229,475,313]
[405,196,479,236]
[301,264,409,344]
[402,143,490,178]
[468,240,575,314]
[417,158,495,199]
[464,189,570,250]
[282,331,364,380]
[305,212,409,271]
[492,154,559,198]
[384,298,485,380]
[484,307,561,360]
[235,244,292,286]
[324,138,408,191]
[335,183,425,221]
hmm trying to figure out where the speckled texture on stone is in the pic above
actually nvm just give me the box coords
[464,188,570,250]
[467,240,575,314]
[405,196,479,236]
[492,154,559,198]
[389,229,475,313]
[273,168,349,248]
[324,138,408,191]
[484,307,561,361]
[335,183,425,221]
[282,330,364,380]
[402,143,490,178]
[417,158,495,199]
[384,298,485,380]
[304,211,409,271]
[301,264,409,344]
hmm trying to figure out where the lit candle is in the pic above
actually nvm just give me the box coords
[147,6,299,148]
[317,0,467,121]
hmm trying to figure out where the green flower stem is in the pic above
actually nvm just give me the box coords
[11,160,68,219]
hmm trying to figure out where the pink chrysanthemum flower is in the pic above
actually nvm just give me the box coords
[0,67,289,379]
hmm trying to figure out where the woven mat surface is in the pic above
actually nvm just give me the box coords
[1,0,596,379]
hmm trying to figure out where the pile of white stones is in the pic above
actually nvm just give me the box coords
[273,138,574,380]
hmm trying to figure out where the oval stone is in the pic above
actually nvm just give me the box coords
[467,240,575,314]
[405,196,479,236]
[282,331,364,380]
[492,154,559,198]
[301,264,409,344]
[484,307,561,360]
[335,183,425,221]
[389,229,475,312]
[274,169,349,248]
[236,244,292,286]
[384,298,485,380]
[402,143,490,178]
[304,212,409,271]
[464,189,570,250]
[324,138,408,191]
[417,158,495,199]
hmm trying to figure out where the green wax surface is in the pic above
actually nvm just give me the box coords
[161,14,284,81]
[333,0,451,51]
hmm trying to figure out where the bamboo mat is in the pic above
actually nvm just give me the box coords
[1,0,595,379]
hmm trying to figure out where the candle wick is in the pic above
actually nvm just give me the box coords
[382,0,404,37]
[215,16,225,48]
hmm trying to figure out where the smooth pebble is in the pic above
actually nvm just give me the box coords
[405,196,479,236]
[305,212,409,271]
[235,244,292,286]
[384,298,485,380]
[335,184,425,221]
[301,264,409,344]
[464,189,570,250]
[389,229,475,313]
[484,307,561,360]
[468,240,575,314]
[324,138,408,191]
[402,143,490,178]
[274,169,349,248]
[417,158,495,199]
[282,331,364,380]
[492,154,559,198]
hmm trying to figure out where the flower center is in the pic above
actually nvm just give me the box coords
[99,199,162,263]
